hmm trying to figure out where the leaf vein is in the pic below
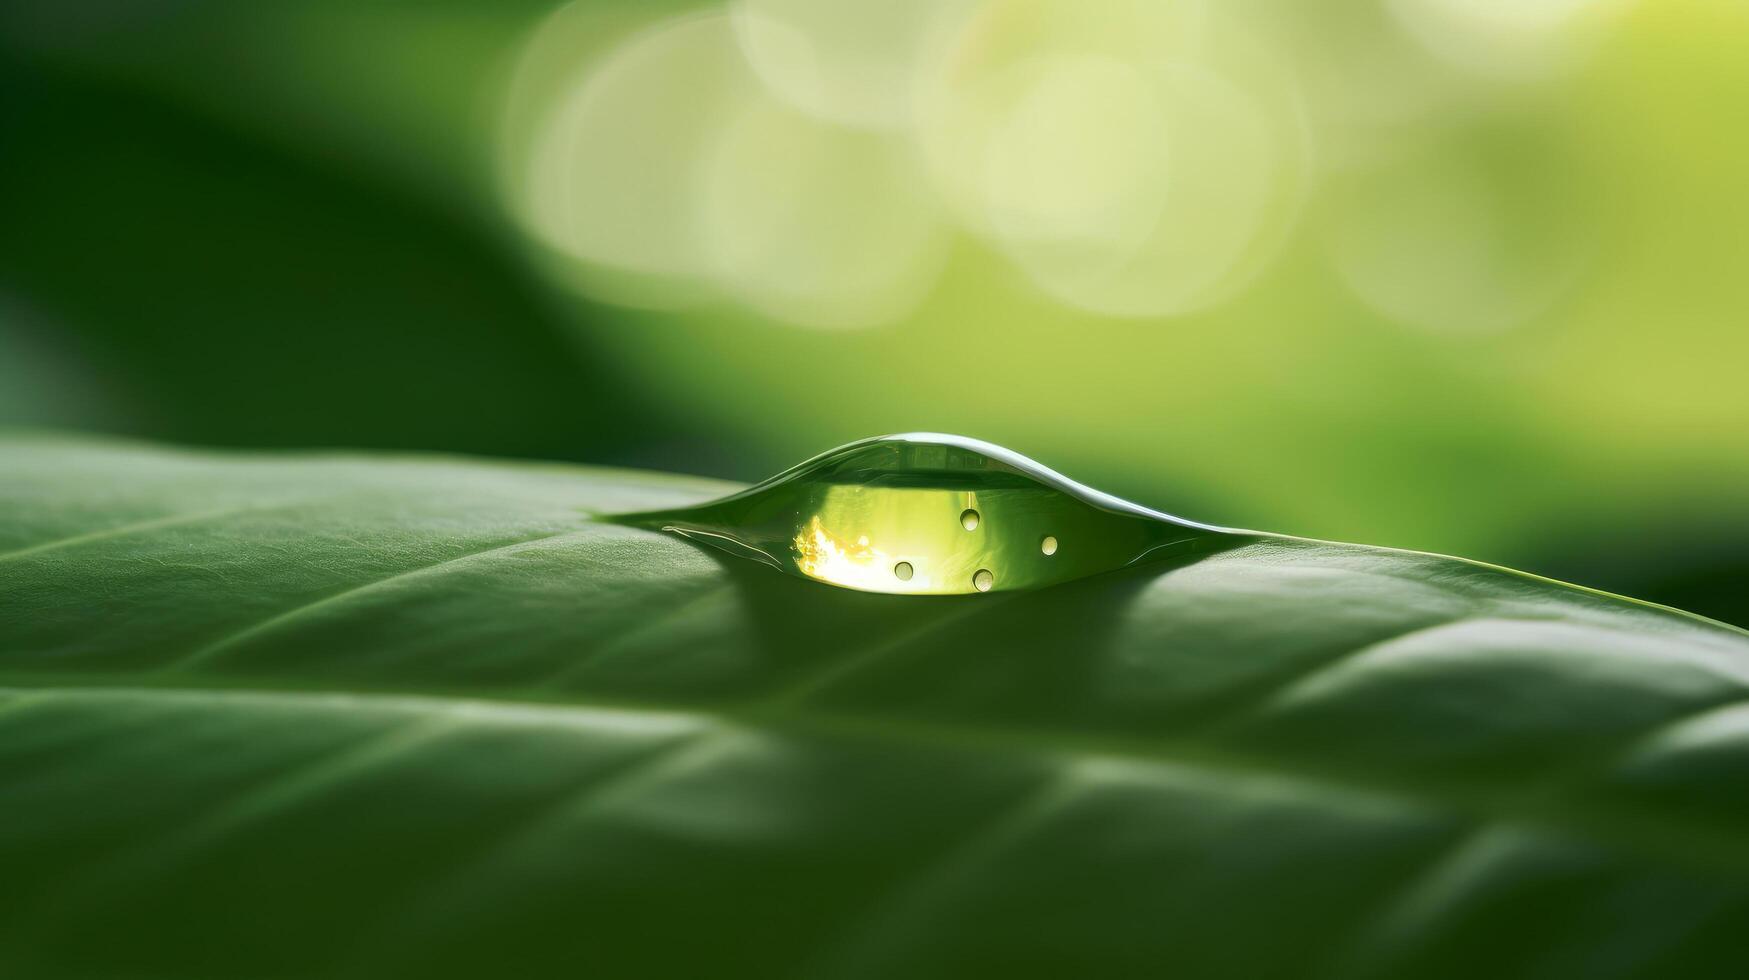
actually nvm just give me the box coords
[161,526,598,672]
[0,503,293,563]
[7,678,1749,875]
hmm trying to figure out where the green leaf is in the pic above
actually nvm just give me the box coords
[2,433,1746,979]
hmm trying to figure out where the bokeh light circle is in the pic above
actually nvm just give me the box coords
[913,0,1311,317]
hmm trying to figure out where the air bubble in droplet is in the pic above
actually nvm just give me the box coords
[894,561,914,581]
[972,568,994,592]
[960,508,980,531]
[1041,535,1058,556]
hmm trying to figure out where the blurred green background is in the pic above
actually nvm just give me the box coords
[2,0,1745,622]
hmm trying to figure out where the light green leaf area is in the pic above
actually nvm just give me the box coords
[2,434,1747,979]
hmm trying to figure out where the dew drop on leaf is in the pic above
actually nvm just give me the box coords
[611,433,1238,595]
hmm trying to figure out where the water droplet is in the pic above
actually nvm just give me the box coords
[611,433,1236,595]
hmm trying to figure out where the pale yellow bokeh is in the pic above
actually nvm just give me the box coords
[699,97,949,330]
[913,0,1309,317]
[1388,0,1636,82]
[511,12,757,307]
[1326,126,1592,334]
[730,0,973,128]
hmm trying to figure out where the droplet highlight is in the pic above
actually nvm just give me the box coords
[611,433,1237,595]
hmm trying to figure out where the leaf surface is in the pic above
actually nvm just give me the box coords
[2,434,1747,979]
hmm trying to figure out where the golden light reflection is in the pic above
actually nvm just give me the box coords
[793,515,928,591]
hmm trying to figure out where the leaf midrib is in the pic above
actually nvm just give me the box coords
[3,672,1743,879]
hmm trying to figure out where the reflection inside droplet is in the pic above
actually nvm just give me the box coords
[1041,535,1058,555]
[894,560,914,581]
[960,508,981,531]
[972,568,994,592]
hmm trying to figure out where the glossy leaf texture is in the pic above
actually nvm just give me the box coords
[2,433,1748,980]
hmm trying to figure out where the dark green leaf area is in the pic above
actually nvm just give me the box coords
[2,435,1747,979]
